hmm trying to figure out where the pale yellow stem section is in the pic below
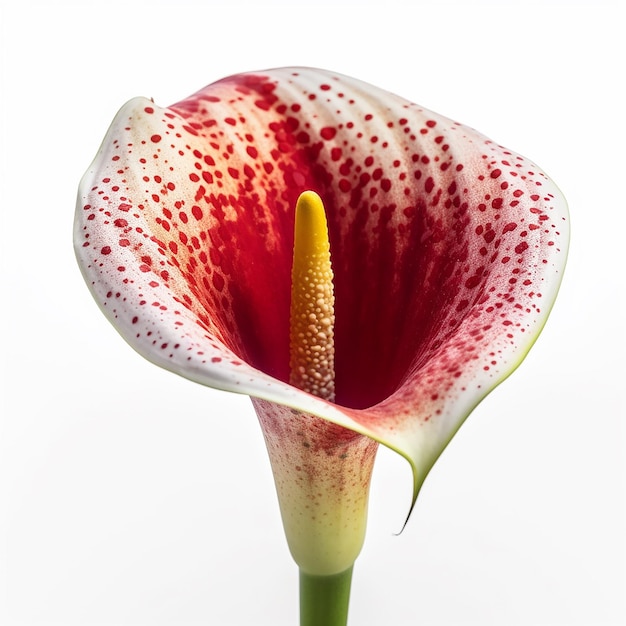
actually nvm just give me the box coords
[254,399,378,576]
[289,191,335,402]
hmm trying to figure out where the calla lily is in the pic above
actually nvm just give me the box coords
[75,67,568,624]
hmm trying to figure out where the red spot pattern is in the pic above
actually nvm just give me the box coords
[75,68,568,438]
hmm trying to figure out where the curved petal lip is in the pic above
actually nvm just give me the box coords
[74,67,569,508]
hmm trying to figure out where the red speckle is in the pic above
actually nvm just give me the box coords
[151,134,162,143]
[212,273,225,292]
[101,246,111,255]
[331,147,342,161]
[339,179,351,192]
[321,127,337,140]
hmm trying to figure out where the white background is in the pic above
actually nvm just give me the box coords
[1,0,624,624]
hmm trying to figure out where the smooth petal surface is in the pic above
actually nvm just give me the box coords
[75,67,568,507]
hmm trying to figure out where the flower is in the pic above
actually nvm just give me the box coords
[75,68,568,585]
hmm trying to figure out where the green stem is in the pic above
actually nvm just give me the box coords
[299,566,354,626]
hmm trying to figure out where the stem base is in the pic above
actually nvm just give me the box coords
[299,566,353,626]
